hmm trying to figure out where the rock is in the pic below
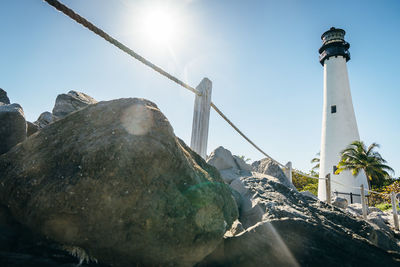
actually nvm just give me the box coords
[300,190,318,200]
[52,90,97,118]
[332,196,348,209]
[199,170,400,266]
[0,103,26,155]
[0,205,108,267]
[369,207,383,214]
[199,218,400,267]
[251,158,294,189]
[346,203,367,217]
[232,155,252,172]
[207,147,252,184]
[0,98,238,267]
[207,146,238,171]
[34,111,55,129]
[367,212,393,236]
[218,169,241,184]
[0,88,10,104]
[224,220,245,237]
[26,121,39,137]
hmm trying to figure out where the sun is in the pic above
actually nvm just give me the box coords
[142,7,178,44]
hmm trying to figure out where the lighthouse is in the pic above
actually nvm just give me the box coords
[317,27,369,203]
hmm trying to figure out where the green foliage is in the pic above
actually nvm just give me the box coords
[368,180,400,206]
[238,155,251,163]
[336,141,394,189]
[375,202,400,212]
[375,203,392,211]
[292,171,318,196]
[303,183,318,196]
[310,152,320,172]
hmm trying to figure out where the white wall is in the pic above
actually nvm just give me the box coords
[318,56,369,202]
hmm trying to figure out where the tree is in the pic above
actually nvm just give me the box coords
[335,141,394,189]
[311,152,320,172]
[292,170,319,196]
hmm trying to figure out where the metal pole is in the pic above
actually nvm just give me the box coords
[350,192,353,204]
[190,78,212,159]
[325,174,331,204]
[360,184,367,219]
[391,192,399,230]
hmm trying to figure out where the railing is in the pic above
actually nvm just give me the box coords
[42,0,400,231]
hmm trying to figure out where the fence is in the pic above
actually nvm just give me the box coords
[43,0,399,231]
[334,191,370,205]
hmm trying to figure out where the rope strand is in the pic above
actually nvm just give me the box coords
[43,0,201,96]
[44,0,397,197]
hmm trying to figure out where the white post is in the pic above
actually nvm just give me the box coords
[360,184,367,219]
[190,78,212,159]
[391,192,399,231]
[285,162,293,183]
[325,174,331,205]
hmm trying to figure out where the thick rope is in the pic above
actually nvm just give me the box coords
[210,102,286,168]
[43,0,287,168]
[43,0,201,96]
[44,0,363,184]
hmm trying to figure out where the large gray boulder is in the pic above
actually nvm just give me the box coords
[27,121,39,137]
[52,90,97,118]
[34,111,55,129]
[206,146,252,184]
[252,158,294,189]
[199,169,400,266]
[332,195,349,209]
[0,103,26,154]
[0,98,238,267]
[0,204,109,267]
[207,146,237,171]
[0,88,10,104]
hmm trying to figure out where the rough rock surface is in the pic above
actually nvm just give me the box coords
[332,196,349,209]
[0,205,109,267]
[347,203,369,217]
[52,90,97,118]
[300,190,318,200]
[34,112,55,129]
[207,146,237,171]
[0,103,26,155]
[0,88,10,104]
[26,121,39,137]
[206,146,251,184]
[198,147,400,266]
[252,158,294,189]
[232,155,252,172]
[0,98,238,267]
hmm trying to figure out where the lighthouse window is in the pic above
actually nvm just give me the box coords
[331,105,337,113]
[333,165,338,174]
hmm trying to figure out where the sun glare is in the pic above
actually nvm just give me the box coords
[142,7,178,44]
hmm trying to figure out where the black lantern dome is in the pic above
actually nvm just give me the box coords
[319,27,350,65]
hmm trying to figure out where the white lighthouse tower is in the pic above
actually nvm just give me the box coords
[317,27,369,203]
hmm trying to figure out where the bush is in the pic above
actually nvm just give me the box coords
[375,203,400,212]
[302,183,318,196]
[292,170,318,196]
[368,180,400,206]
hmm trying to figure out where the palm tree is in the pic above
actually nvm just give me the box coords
[311,152,320,171]
[335,141,394,189]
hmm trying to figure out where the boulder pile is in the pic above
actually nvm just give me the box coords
[200,146,400,266]
[0,90,237,266]
[0,88,399,266]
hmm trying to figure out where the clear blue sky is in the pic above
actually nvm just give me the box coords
[1,0,399,176]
